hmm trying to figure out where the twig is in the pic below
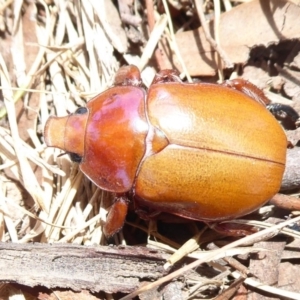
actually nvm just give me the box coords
[0,243,167,293]
[145,0,165,69]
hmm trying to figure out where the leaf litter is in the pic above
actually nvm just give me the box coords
[0,0,300,299]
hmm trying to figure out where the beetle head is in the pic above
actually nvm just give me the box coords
[44,107,88,162]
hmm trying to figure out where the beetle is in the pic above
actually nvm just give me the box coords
[45,65,291,237]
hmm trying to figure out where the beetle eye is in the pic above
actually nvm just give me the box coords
[74,107,88,115]
[69,153,83,163]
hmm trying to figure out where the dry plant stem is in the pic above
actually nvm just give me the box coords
[18,219,46,243]
[47,171,84,242]
[0,0,13,13]
[162,0,192,82]
[0,0,51,119]
[149,240,259,262]
[139,14,168,71]
[275,63,300,87]
[1,196,66,229]
[213,0,224,82]
[89,0,126,54]
[164,227,206,269]
[0,187,18,242]
[57,213,102,243]
[222,0,232,11]
[188,271,231,298]
[145,0,155,31]
[0,127,64,176]
[120,215,300,300]
[207,244,249,276]
[214,277,245,300]
[0,55,46,211]
[145,0,167,70]
[227,219,300,240]
[230,269,300,300]
[194,0,233,69]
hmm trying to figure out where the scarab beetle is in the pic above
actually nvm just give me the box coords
[45,65,289,237]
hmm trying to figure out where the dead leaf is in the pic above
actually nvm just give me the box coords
[278,262,300,294]
[163,0,300,76]
[248,240,286,300]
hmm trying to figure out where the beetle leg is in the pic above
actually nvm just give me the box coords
[135,207,161,220]
[103,195,129,237]
[222,78,270,106]
[152,69,182,84]
[207,221,258,236]
[132,196,162,220]
[114,65,142,87]
[223,78,300,129]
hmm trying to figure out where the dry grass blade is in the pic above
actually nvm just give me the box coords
[0,53,47,211]
[162,0,192,82]
[231,271,300,300]
[139,14,167,71]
